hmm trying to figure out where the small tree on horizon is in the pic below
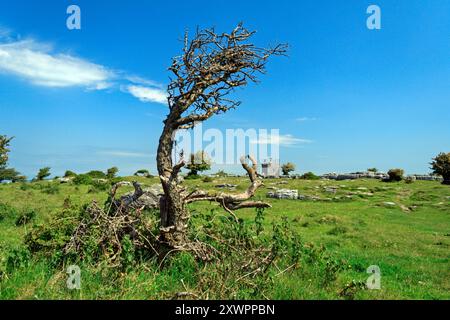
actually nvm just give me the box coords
[134,169,151,177]
[0,135,25,182]
[430,152,450,185]
[387,168,404,182]
[106,167,119,179]
[367,168,378,173]
[281,162,296,176]
[185,151,212,178]
[35,167,51,181]
[86,170,107,179]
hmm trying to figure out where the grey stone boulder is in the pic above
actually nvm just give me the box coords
[267,189,298,200]
[124,184,164,210]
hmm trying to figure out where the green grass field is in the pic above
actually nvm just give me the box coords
[0,176,449,300]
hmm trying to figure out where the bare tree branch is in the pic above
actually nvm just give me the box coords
[184,155,271,218]
[167,23,288,131]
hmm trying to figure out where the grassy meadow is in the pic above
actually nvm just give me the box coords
[0,176,449,300]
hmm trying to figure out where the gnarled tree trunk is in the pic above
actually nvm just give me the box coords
[156,121,190,247]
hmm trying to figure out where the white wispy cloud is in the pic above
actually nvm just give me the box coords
[125,85,167,105]
[0,40,113,89]
[251,134,313,146]
[126,75,164,89]
[296,117,317,122]
[0,28,167,105]
[97,150,151,158]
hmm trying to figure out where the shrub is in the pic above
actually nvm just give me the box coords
[106,167,119,179]
[387,169,404,182]
[15,209,37,226]
[73,174,93,185]
[134,169,152,178]
[25,207,82,254]
[35,167,51,181]
[0,135,25,183]
[430,152,450,185]
[281,162,296,176]
[300,172,320,180]
[85,170,107,179]
[215,170,228,177]
[186,151,211,176]
[12,174,27,183]
[0,168,25,182]
[64,170,77,178]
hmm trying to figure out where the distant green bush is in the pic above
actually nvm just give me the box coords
[0,135,25,183]
[281,162,296,176]
[301,172,320,180]
[73,174,93,185]
[64,170,77,178]
[134,169,152,178]
[186,151,211,176]
[430,152,450,185]
[387,169,404,182]
[86,170,107,179]
[215,170,228,177]
[35,167,51,181]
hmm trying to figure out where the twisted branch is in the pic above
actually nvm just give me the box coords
[184,155,271,217]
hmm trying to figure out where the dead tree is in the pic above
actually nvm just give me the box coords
[157,24,287,249]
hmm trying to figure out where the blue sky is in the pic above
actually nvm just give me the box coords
[0,0,449,177]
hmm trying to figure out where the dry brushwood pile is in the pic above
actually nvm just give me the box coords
[62,155,274,264]
[61,182,160,266]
